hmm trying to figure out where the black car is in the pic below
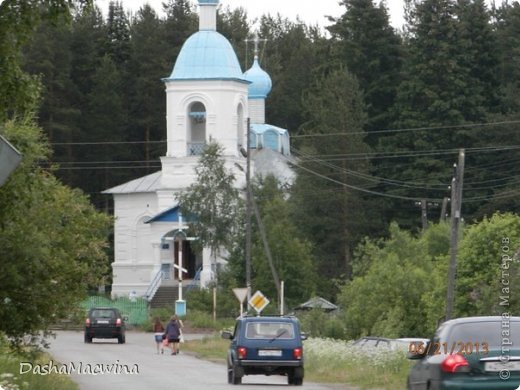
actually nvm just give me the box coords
[221,315,306,385]
[84,307,126,344]
[407,316,520,389]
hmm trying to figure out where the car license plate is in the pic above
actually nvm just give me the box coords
[485,361,520,371]
[258,350,282,357]
[96,320,109,324]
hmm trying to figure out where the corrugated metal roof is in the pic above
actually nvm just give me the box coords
[102,171,162,194]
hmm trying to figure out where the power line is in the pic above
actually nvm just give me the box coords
[295,144,520,160]
[285,151,520,204]
[282,154,443,202]
[292,119,520,138]
[50,140,166,146]
[292,147,520,190]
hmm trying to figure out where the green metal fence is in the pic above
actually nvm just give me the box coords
[81,296,149,326]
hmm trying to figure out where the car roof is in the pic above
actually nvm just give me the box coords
[239,315,299,322]
[442,316,520,326]
[356,336,392,341]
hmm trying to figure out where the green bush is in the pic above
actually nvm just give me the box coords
[0,334,78,390]
[185,286,241,318]
[298,309,346,340]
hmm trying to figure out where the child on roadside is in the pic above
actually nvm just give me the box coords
[153,317,165,354]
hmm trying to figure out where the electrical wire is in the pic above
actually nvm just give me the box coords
[292,119,520,138]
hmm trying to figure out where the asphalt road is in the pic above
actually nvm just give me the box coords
[44,330,344,390]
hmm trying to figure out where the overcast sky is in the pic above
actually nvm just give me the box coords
[96,0,407,29]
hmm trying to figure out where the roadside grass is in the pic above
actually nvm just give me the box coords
[0,351,78,390]
[181,335,413,389]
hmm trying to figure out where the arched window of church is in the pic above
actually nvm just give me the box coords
[188,102,206,155]
[237,103,244,150]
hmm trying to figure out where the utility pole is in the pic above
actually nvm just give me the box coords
[439,197,449,222]
[446,149,465,320]
[245,117,252,304]
[251,193,281,303]
[421,199,428,231]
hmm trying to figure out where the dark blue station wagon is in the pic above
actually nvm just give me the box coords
[222,315,306,385]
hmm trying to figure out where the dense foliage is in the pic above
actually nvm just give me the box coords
[0,115,111,344]
[0,0,111,346]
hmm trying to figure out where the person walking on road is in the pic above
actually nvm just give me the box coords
[153,317,165,354]
[164,315,181,355]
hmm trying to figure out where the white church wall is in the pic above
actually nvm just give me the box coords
[165,80,248,158]
[111,192,158,298]
[248,99,265,125]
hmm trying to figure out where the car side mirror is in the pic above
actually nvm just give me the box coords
[221,330,233,340]
[300,332,308,341]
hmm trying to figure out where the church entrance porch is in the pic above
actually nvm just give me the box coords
[160,230,201,281]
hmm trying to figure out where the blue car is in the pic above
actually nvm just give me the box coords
[221,315,306,385]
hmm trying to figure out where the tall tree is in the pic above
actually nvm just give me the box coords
[217,6,250,69]
[494,1,520,114]
[259,16,322,132]
[161,0,197,65]
[328,0,404,145]
[250,176,317,309]
[127,4,168,171]
[105,1,130,67]
[177,142,241,263]
[290,67,372,297]
[82,54,128,208]
[0,0,78,121]
[0,115,111,346]
[377,0,501,228]
[455,0,501,119]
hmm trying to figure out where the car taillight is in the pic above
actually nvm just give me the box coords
[441,354,470,373]
[293,347,302,360]
[85,318,90,326]
[116,318,122,326]
[237,347,247,359]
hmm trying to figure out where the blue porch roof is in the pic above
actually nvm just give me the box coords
[145,206,196,224]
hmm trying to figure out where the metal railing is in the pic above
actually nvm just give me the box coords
[186,267,202,293]
[144,269,163,302]
[187,142,205,156]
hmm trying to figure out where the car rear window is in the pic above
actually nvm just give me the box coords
[245,322,295,339]
[91,309,116,319]
[445,320,520,348]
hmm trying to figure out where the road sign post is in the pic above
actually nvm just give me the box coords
[233,288,248,316]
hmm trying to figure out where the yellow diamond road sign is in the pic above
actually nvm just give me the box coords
[249,290,269,313]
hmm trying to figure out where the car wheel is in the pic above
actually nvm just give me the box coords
[227,362,233,384]
[288,367,303,386]
[231,362,242,385]
[118,335,125,344]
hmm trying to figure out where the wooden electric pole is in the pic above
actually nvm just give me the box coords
[446,149,465,320]
[245,118,252,304]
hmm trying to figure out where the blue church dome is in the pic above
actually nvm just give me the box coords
[244,58,272,99]
[167,31,246,81]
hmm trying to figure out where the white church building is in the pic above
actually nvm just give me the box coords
[104,0,293,301]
